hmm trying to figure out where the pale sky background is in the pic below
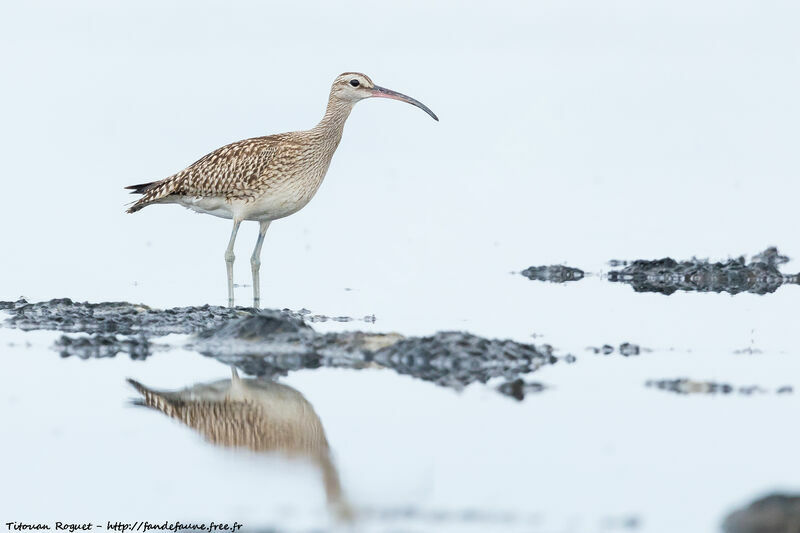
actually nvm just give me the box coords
[1,0,799,312]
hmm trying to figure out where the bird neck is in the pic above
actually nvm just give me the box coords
[312,95,355,139]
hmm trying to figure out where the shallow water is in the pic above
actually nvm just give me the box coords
[2,281,799,532]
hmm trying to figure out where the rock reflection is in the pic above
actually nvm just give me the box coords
[55,334,152,359]
[128,371,352,520]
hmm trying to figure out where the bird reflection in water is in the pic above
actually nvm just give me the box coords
[127,369,352,520]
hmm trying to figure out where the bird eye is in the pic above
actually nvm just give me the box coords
[349,79,360,87]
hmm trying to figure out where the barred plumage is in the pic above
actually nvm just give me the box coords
[125,72,437,307]
[126,136,287,213]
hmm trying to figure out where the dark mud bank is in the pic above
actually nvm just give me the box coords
[1,297,252,335]
[723,494,800,533]
[1,299,566,396]
[522,247,800,295]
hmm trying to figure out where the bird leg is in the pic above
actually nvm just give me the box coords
[224,219,242,308]
[250,220,271,308]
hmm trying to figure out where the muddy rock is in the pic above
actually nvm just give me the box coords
[588,343,643,356]
[3,299,561,397]
[646,379,792,396]
[373,332,557,390]
[190,312,390,376]
[0,298,378,335]
[608,248,797,295]
[522,248,797,294]
[722,494,800,533]
[191,314,558,391]
[521,265,585,283]
[496,378,547,400]
[1,298,254,335]
[752,247,790,267]
[619,342,641,356]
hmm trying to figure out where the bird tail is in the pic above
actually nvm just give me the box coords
[125,181,158,195]
[124,180,162,213]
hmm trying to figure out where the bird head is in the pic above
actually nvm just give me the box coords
[330,72,438,121]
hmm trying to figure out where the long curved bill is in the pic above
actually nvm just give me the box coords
[370,85,439,121]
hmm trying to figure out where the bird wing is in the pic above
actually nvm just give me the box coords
[127,136,282,213]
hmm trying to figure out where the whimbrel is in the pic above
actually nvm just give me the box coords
[126,72,437,308]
